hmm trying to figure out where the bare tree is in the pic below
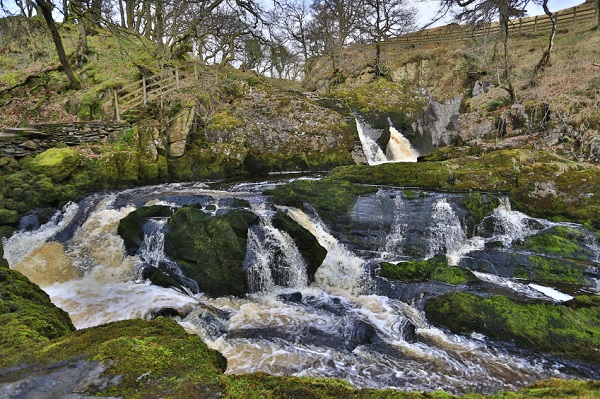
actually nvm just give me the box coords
[360,0,416,76]
[311,0,364,71]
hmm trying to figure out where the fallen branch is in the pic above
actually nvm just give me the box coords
[593,63,600,68]
[0,65,62,96]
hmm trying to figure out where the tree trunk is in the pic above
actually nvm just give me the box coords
[126,0,135,30]
[90,0,103,26]
[155,0,165,56]
[499,1,515,104]
[34,0,81,89]
[144,0,152,39]
[375,39,382,77]
[528,0,556,87]
[118,0,126,28]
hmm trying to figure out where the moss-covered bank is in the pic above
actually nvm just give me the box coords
[425,292,600,363]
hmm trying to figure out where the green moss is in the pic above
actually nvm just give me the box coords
[0,208,19,224]
[331,78,427,129]
[164,207,258,297]
[518,226,592,260]
[28,147,82,183]
[0,268,75,367]
[430,266,476,285]
[425,292,600,363]
[461,192,500,237]
[527,256,589,286]
[379,255,448,282]
[36,318,226,399]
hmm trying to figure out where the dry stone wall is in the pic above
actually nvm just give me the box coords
[0,122,129,158]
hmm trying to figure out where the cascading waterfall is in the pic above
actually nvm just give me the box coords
[383,194,408,257]
[355,116,388,165]
[3,181,598,394]
[245,207,309,293]
[386,118,418,163]
[427,199,483,265]
[355,115,418,165]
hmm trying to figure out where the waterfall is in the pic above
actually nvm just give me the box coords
[137,219,168,268]
[383,194,408,257]
[355,116,388,165]
[355,116,418,165]
[284,206,369,296]
[386,119,418,163]
[4,199,196,329]
[244,207,309,293]
[427,199,482,265]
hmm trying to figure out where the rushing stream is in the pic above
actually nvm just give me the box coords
[3,178,599,394]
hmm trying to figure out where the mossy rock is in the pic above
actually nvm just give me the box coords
[265,179,377,227]
[424,292,600,363]
[28,147,82,183]
[460,192,500,237]
[0,267,75,367]
[164,207,258,297]
[272,211,327,282]
[327,149,600,226]
[430,266,477,285]
[29,318,227,399]
[459,250,595,287]
[517,226,594,260]
[117,205,174,255]
[379,254,447,282]
[227,374,599,399]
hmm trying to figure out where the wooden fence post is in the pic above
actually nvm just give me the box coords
[534,15,538,33]
[113,89,120,122]
[572,7,577,27]
[175,67,180,89]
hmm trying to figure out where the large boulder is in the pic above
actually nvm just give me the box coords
[165,206,259,297]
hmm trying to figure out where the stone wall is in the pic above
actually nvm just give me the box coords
[0,122,129,158]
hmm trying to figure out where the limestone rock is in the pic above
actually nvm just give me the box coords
[167,108,197,158]
[466,86,510,113]
[455,113,496,143]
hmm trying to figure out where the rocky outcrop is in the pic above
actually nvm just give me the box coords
[166,108,197,157]
[0,267,75,368]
